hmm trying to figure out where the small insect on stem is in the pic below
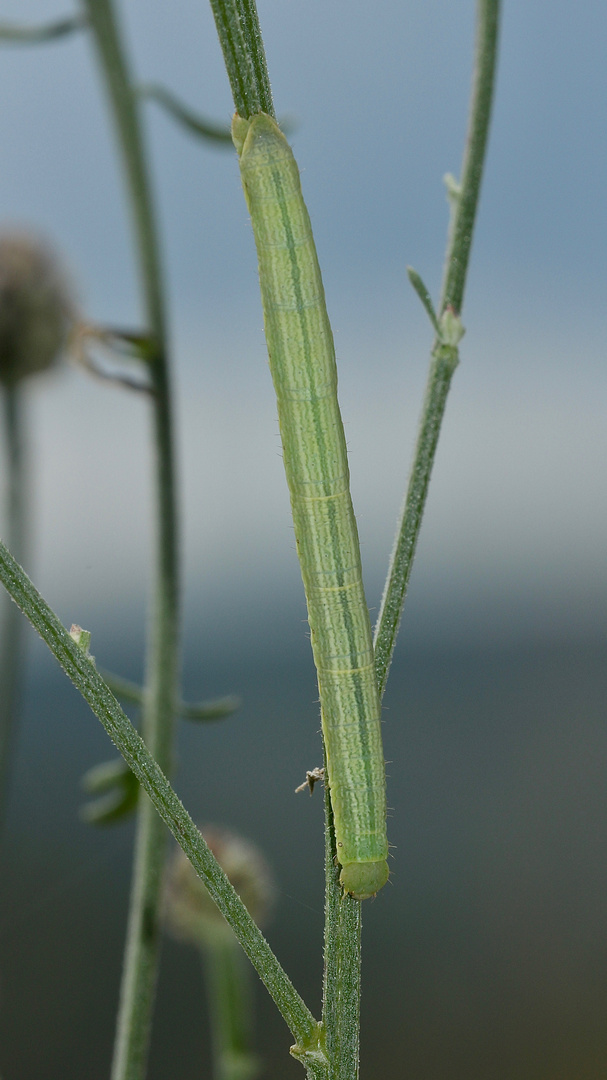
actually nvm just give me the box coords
[295,767,324,795]
[233,113,389,899]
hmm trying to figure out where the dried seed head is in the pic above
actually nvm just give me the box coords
[0,232,74,384]
[164,825,275,947]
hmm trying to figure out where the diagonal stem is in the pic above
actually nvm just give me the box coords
[323,4,501,1070]
[0,539,322,1058]
[373,0,501,695]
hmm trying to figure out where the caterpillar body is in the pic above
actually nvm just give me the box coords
[232,113,388,899]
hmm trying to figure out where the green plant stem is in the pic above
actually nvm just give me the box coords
[373,347,458,696]
[209,2,359,1073]
[321,753,361,1080]
[320,6,501,1060]
[81,2,180,1077]
[441,0,500,315]
[0,539,323,1060]
[203,940,260,1080]
[0,384,28,828]
[373,0,500,694]
[207,0,274,119]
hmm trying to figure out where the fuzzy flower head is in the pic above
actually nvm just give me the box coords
[164,825,275,947]
[0,232,74,385]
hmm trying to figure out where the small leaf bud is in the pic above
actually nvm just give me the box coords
[443,172,461,207]
[69,624,92,656]
[439,306,465,347]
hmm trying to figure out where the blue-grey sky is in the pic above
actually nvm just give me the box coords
[1,0,605,648]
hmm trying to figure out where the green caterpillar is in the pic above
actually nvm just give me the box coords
[232,113,388,899]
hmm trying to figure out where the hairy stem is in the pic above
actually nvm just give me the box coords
[321,753,361,1080]
[440,0,501,314]
[0,540,321,1056]
[211,2,363,1074]
[210,1,500,1076]
[81,2,180,1076]
[207,0,273,119]
[374,0,501,694]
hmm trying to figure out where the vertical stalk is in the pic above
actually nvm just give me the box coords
[81,2,180,1077]
[210,2,358,1073]
[374,0,501,694]
[207,0,273,119]
[203,941,260,1080]
[0,383,28,827]
[440,0,501,315]
[204,2,500,1077]
[330,2,500,1067]
[321,752,361,1080]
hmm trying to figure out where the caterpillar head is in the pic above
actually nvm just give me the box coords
[340,859,389,901]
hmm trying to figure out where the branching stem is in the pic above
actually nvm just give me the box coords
[374,0,501,694]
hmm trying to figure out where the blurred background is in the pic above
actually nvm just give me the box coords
[0,0,606,1077]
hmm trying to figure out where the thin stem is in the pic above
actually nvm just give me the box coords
[0,384,28,828]
[203,941,260,1080]
[440,0,500,315]
[209,2,358,1072]
[373,349,458,696]
[207,0,274,119]
[0,540,321,1056]
[321,752,361,1080]
[81,2,180,1076]
[374,0,500,694]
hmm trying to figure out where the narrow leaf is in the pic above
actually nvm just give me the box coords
[100,668,240,722]
[0,15,88,44]
[139,84,233,145]
[179,695,240,722]
[407,267,440,334]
